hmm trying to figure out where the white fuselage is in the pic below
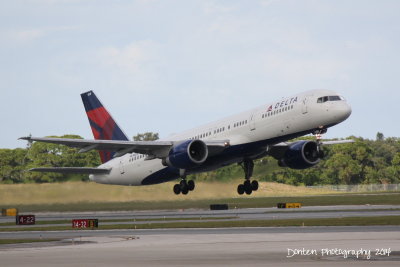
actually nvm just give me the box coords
[90,89,351,186]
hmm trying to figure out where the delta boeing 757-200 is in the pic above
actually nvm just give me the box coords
[20,89,352,195]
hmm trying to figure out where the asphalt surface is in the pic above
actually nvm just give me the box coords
[1,226,400,266]
[1,204,399,229]
[1,205,400,266]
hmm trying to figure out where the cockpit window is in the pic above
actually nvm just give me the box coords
[328,95,343,101]
[317,95,344,103]
[317,96,329,103]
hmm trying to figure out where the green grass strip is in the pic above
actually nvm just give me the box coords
[8,193,400,213]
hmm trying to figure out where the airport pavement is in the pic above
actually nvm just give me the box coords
[1,205,400,266]
[1,205,400,229]
[3,204,400,223]
[1,226,400,266]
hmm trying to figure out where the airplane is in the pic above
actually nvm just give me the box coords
[20,89,352,195]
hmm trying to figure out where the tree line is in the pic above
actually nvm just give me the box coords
[1,132,399,185]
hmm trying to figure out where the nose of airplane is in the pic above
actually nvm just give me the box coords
[336,102,352,122]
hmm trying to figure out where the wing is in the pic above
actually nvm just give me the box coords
[268,139,354,159]
[19,136,230,159]
[29,167,111,174]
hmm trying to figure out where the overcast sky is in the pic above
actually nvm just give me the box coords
[1,0,399,148]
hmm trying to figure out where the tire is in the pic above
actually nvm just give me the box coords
[237,184,245,195]
[181,187,189,195]
[244,181,252,195]
[180,180,187,187]
[180,180,189,195]
[187,180,195,191]
[245,187,252,195]
[173,184,181,195]
[251,180,259,191]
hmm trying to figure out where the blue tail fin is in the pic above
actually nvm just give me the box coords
[81,91,128,163]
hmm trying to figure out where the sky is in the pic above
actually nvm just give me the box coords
[1,0,399,148]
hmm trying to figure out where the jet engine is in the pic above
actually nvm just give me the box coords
[278,140,322,169]
[163,140,208,169]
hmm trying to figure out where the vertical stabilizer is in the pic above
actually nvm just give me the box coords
[81,91,128,163]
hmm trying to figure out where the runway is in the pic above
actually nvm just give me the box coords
[1,204,400,228]
[1,205,400,266]
[1,226,399,266]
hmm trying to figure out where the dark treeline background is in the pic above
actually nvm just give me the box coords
[1,132,399,185]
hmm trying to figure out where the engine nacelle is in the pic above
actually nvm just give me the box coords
[278,140,322,169]
[164,140,208,169]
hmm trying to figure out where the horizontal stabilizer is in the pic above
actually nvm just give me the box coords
[29,167,111,174]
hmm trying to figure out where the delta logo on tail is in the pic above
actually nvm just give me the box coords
[81,91,128,163]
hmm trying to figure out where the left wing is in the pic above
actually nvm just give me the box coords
[29,167,111,174]
[19,136,230,159]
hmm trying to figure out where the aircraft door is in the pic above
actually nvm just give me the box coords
[302,97,308,114]
[249,113,256,131]
[119,158,125,175]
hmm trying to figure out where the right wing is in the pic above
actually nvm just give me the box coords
[268,139,354,159]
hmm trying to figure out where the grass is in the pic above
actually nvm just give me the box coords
[2,193,400,213]
[1,181,399,213]
[0,181,337,206]
[1,216,400,232]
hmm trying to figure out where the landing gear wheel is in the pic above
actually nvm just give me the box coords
[187,180,195,191]
[251,180,259,191]
[173,184,181,195]
[244,182,253,195]
[181,187,189,195]
[180,180,189,195]
[180,180,187,187]
[237,184,245,195]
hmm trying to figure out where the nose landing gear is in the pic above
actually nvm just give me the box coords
[313,128,327,159]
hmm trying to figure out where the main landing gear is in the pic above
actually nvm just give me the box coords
[237,159,259,195]
[173,169,195,195]
[173,179,195,195]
